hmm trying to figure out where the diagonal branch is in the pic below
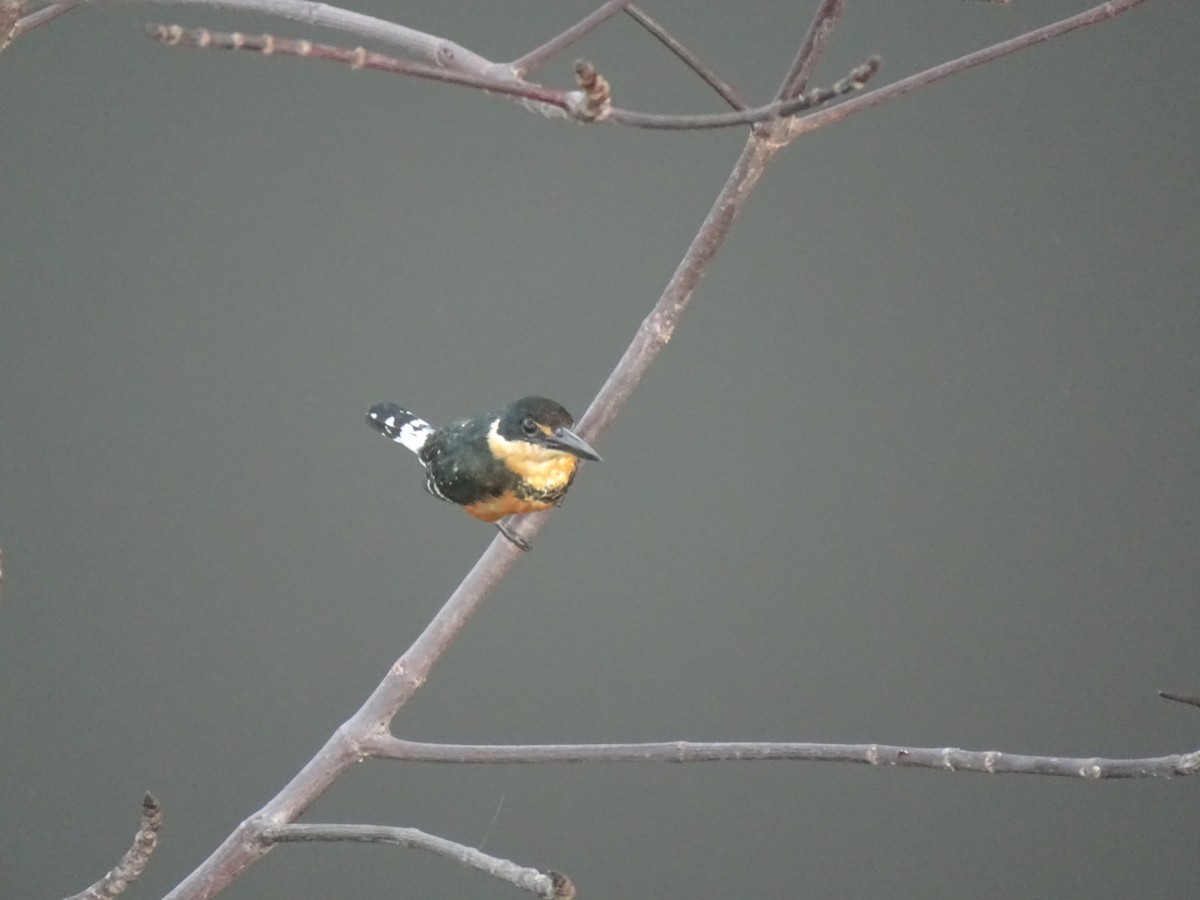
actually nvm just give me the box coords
[786,0,1152,139]
[9,0,82,40]
[367,736,1200,779]
[776,0,847,100]
[624,4,745,110]
[161,94,794,900]
[512,0,635,76]
[144,2,1162,896]
[0,0,23,53]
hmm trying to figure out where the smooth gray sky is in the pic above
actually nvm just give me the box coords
[3,2,1198,898]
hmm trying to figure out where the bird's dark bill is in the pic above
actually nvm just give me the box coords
[546,426,601,461]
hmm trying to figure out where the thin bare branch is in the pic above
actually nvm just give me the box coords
[624,4,745,110]
[145,26,568,116]
[11,0,84,39]
[1159,690,1200,711]
[64,0,1134,136]
[146,26,877,129]
[776,0,847,100]
[163,540,532,899]
[787,0,1152,139]
[512,0,635,77]
[368,737,1200,779]
[0,0,23,53]
[134,1,1164,895]
[15,0,499,74]
[63,793,162,900]
[161,82,794,900]
[261,824,564,898]
[608,57,878,130]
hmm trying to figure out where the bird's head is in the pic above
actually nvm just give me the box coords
[484,398,600,487]
[491,396,602,463]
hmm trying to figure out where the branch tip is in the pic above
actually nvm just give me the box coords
[1158,690,1200,710]
[547,870,577,900]
[260,823,559,894]
[63,791,163,900]
[141,791,161,817]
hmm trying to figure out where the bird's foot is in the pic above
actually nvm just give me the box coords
[496,520,532,551]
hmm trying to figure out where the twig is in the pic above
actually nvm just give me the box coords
[368,736,1200,779]
[0,0,22,53]
[512,0,635,77]
[146,26,878,129]
[787,0,1152,139]
[63,793,162,900]
[261,824,570,898]
[144,25,568,116]
[624,4,745,110]
[123,2,1163,896]
[162,537,532,899]
[1159,690,1200,710]
[776,0,846,100]
[608,57,879,130]
[15,0,499,75]
[10,0,80,40]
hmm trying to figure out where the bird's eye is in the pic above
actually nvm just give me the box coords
[521,417,539,436]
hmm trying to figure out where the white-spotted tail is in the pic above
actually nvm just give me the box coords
[366,403,434,455]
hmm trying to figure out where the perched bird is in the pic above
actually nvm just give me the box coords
[366,396,601,549]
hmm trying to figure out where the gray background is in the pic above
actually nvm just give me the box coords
[2,1,1198,897]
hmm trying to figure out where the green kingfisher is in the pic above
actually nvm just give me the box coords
[366,396,601,549]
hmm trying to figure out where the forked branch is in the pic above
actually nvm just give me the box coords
[157,3,1169,898]
[142,23,879,128]
[20,2,1173,898]
[786,0,1153,138]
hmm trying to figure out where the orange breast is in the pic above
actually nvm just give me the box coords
[463,491,557,522]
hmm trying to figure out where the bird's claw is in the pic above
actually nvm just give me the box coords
[497,520,532,551]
